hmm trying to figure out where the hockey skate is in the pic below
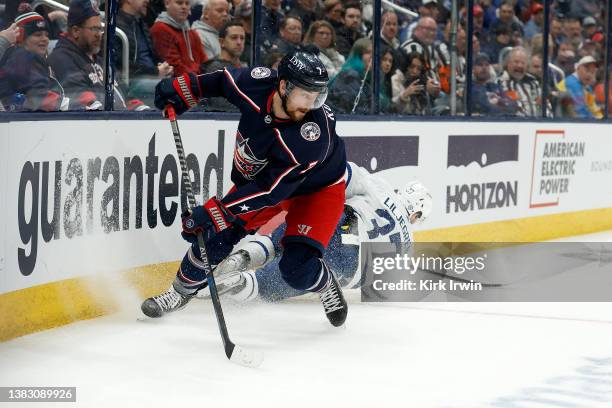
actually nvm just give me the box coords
[141,282,195,318]
[319,272,348,327]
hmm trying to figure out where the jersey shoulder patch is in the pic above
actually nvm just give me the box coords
[250,67,272,79]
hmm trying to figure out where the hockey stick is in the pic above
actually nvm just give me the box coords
[165,106,263,368]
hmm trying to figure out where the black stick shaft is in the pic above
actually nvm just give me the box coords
[166,107,235,359]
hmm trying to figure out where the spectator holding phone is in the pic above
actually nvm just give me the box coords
[392,52,428,115]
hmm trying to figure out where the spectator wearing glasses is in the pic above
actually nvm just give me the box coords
[400,17,441,101]
[401,0,439,44]
[303,20,344,78]
[270,15,303,55]
[192,0,229,60]
[49,0,135,109]
[0,12,65,111]
[150,0,208,75]
[323,0,344,32]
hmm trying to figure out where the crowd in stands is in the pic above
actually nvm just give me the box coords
[0,0,609,118]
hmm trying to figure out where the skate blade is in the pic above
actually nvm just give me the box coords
[230,345,264,368]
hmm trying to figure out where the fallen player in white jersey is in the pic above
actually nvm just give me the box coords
[206,161,433,303]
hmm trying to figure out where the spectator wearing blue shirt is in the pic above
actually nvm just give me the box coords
[557,55,603,119]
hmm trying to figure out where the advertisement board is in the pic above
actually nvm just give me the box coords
[2,119,612,295]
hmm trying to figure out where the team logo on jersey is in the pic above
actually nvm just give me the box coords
[297,224,312,235]
[300,122,320,141]
[233,131,268,180]
[251,67,271,79]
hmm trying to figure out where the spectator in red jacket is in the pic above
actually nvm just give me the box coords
[150,0,208,75]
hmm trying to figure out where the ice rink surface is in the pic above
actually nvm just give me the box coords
[2,231,612,408]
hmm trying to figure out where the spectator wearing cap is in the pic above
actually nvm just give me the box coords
[201,20,245,112]
[582,16,598,39]
[471,52,517,116]
[49,0,133,110]
[192,0,229,60]
[270,15,303,55]
[0,23,19,61]
[150,0,208,75]
[233,0,251,64]
[335,3,364,57]
[460,4,484,39]
[524,3,544,40]
[557,55,602,119]
[0,12,65,111]
[115,0,173,104]
[303,20,344,78]
[497,46,550,117]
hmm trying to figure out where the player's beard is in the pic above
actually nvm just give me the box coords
[280,90,308,122]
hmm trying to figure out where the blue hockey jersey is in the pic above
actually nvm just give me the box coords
[194,66,347,215]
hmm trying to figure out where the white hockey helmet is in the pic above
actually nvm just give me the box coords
[397,181,432,224]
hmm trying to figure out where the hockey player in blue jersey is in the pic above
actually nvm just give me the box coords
[142,50,350,326]
[202,161,433,303]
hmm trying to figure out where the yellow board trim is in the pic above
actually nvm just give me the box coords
[414,207,612,242]
[2,207,612,342]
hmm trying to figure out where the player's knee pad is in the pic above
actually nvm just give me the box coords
[278,243,331,292]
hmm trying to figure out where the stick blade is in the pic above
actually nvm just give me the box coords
[229,345,264,368]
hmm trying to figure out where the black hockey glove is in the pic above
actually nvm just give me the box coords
[181,197,242,243]
[154,73,202,115]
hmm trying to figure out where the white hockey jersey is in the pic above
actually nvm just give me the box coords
[345,162,413,244]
